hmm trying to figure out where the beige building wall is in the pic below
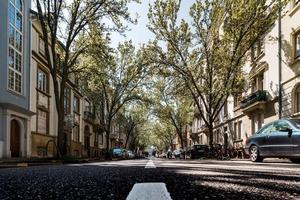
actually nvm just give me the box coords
[281,2,300,117]
[30,20,105,158]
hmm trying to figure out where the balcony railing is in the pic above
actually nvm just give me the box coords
[240,90,267,109]
[83,111,96,123]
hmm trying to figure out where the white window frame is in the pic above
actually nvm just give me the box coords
[37,68,48,93]
[7,0,23,94]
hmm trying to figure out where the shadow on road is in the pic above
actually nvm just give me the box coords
[0,160,299,200]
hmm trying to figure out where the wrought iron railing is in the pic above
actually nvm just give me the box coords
[240,90,267,109]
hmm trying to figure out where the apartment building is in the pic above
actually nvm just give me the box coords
[192,0,300,149]
[0,1,111,159]
[0,0,34,158]
[30,16,106,158]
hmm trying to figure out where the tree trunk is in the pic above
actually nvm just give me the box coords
[105,131,110,159]
[57,113,66,157]
[208,125,214,147]
[179,135,186,159]
[125,134,129,149]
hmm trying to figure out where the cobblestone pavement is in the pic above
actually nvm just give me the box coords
[0,158,299,200]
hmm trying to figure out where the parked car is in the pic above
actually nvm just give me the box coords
[245,118,300,163]
[173,149,181,159]
[111,148,124,159]
[189,144,209,159]
[127,150,135,159]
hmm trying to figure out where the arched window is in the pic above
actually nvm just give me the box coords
[295,84,300,113]
[8,0,23,93]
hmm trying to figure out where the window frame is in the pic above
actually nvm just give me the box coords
[73,95,80,114]
[39,36,46,57]
[7,0,23,94]
[64,87,71,115]
[37,67,49,93]
[73,124,80,142]
[293,84,300,114]
[294,30,300,60]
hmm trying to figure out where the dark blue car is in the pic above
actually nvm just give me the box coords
[111,148,124,159]
[245,118,300,163]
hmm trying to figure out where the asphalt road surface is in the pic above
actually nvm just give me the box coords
[0,158,300,200]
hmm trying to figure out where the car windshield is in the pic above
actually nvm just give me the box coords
[113,149,122,153]
[289,119,300,129]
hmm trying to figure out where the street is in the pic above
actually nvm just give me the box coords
[0,158,300,200]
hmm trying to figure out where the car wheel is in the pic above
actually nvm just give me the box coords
[250,145,263,162]
[290,158,300,163]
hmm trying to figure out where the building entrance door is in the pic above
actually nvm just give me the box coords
[10,119,20,157]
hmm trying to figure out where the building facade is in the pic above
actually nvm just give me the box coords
[0,1,123,159]
[0,0,34,158]
[192,1,300,150]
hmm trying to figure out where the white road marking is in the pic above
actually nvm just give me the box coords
[145,159,156,168]
[126,183,172,200]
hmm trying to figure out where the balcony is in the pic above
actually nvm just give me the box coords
[241,90,268,114]
[83,111,96,123]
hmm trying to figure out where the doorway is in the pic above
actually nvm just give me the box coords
[10,119,21,157]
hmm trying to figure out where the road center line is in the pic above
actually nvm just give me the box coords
[145,159,156,168]
[126,183,172,200]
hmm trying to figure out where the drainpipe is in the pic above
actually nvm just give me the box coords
[278,0,282,119]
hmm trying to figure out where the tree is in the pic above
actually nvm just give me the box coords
[143,0,287,146]
[151,75,192,150]
[118,104,149,149]
[82,40,150,156]
[151,121,176,152]
[34,0,137,156]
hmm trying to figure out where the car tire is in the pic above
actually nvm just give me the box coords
[290,158,300,163]
[249,145,263,162]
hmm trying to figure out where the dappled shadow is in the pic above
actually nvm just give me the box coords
[0,159,299,200]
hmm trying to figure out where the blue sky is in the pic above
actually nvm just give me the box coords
[109,0,195,48]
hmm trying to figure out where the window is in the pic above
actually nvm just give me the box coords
[234,121,242,140]
[295,31,300,59]
[257,123,273,135]
[99,133,103,145]
[37,109,48,134]
[274,121,291,132]
[8,0,23,94]
[73,96,80,113]
[37,69,48,93]
[295,84,300,113]
[251,73,264,93]
[73,125,80,142]
[39,37,45,56]
[64,87,71,114]
[224,101,228,116]
[238,121,242,139]
[251,39,264,62]
[233,94,242,108]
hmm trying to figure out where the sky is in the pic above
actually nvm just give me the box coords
[109,0,195,48]
[31,0,195,48]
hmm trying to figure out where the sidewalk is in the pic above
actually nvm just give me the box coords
[0,157,106,169]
